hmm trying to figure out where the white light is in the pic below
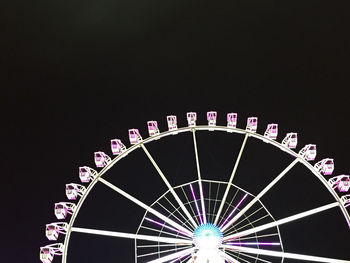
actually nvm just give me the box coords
[194,250,225,263]
[193,223,223,250]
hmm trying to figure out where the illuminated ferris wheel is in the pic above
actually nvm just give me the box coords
[40,111,350,263]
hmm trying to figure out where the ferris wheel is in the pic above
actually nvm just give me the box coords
[40,111,350,263]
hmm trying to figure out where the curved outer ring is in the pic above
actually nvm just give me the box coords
[61,125,350,263]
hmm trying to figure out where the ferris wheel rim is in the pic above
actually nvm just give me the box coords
[58,124,350,263]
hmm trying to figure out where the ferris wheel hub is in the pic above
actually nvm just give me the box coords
[193,223,223,250]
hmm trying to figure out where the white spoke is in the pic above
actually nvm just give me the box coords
[99,178,193,237]
[169,254,191,263]
[138,244,184,248]
[227,206,264,230]
[192,129,207,224]
[181,187,201,226]
[226,250,251,263]
[228,250,274,263]
[220,193,248,229]
[228,213,270,235]
[226,242,280,246]
[140,225,186,239]
[217,188,240,227]
[221,158,299,232]
[145,217,185,235]
[223,245,350,263]
[190,183,203,224]
[214,133,249,225]
[212,183,221,222]
[71,227,193,245]
[157,197,193,231]
[141,144,198,229]
[224,202,339,241]
[207,182,212,222]
[224,206,265,235]
[183,258,194,263]
[147,247,195,263]
[138,246,192,258]
[220,251,241,263]
[236,232,279,241]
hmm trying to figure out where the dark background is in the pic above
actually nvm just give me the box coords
[3,0,350,262]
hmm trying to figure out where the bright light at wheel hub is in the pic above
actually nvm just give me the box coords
[193,223,223,250]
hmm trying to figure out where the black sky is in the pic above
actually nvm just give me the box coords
[3,0,350,262]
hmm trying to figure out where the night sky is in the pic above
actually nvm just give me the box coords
[3,0,350,262]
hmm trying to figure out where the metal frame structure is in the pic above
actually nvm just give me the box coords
[134,179,284,262]
[41,112,350,263]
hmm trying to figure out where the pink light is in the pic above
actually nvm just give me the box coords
[190,184,203,225]
[144,217,189,237]
[220,194,248,230]
[225,242,280,246]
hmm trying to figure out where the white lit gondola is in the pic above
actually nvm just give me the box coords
[314,158,334,175]
[299,144,317,161]
[187,112,197,127]
[167,115,178,132]
[40,244,63,263]
[65,183,86,200]
[94,151,111,168]
[54,202,76,220]
[79,166,97,183]
[328,175,350,192]
[147,121,160,137]
[282,133,298,149]
[227,113,237,129]
[110,139,126,155]
[45,222,68,241]
[128,129,142,144]
[264,124,278,140]
[246,117,258,132]
[207,111,217,128]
